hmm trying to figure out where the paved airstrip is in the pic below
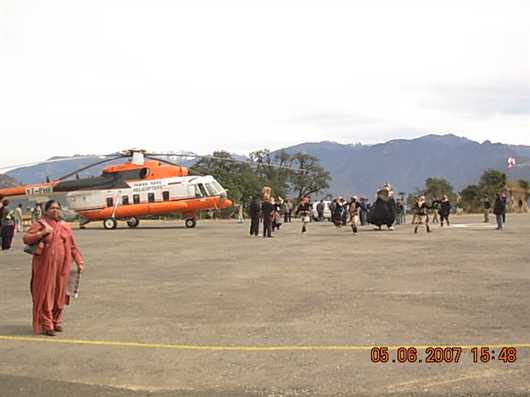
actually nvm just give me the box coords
[0,214,529,397]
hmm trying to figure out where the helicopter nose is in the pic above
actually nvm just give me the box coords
[222,198,233,208]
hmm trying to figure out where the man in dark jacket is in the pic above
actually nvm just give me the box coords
[493,193,506,230]
[248,199,261,237]
[439,195,452,227]
[261,199,274,238]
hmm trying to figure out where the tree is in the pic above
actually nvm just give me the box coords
[247,149,289,199]
[460,184,481,212]
[288,152,331,201]
[190,149,331,207]
[518,179,530,202]
[190,151,249,203]
[424,177,457,202]
[479,169,506,199]
[518,179,529,191]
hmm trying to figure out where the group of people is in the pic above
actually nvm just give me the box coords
[242,184,463,237]
[409,194,451,233]
[241,182,521,238]
[0,200,44,250]
[248,196,305,237]
[482,192,508,230]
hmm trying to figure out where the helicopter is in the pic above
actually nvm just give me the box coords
[0,149,235,229]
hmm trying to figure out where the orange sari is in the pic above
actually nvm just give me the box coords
[23,218,83,334]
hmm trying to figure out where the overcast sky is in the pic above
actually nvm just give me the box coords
[1,0,529,167]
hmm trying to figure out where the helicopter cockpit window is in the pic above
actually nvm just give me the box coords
[205,182,219,196]
[194,185,203,198]
[211,180,224,193]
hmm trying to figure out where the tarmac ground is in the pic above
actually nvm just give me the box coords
[0,214,529,397]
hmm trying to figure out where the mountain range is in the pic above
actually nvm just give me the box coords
[274,134,530,196]
[3,134,530,197]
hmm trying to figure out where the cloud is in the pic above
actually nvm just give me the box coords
[290,112,382,129]
[422,84,530,118]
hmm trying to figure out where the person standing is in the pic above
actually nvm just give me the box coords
[332,198,344,229]
[281,198,289,224]
[439,195,452,227]
[32,203,43,223]
[248,199,261,237]
[271,197,282,232]
[1,199,16,250]
[296,197,312,233]
[482,196,491,223]
[359,198,368,226]
[401,200,408,224]
[348,196,360,234]
[493,193,506,231]
[236,204,244,224]
[316,200,324,222]
[15,204,24,232]
[413,195,431,234]
[430,197,440,224]
[395,199,403,225]
[501,192,507,224]
[23,200,84,336]
[286,200,293,223]
[261,199,273,238]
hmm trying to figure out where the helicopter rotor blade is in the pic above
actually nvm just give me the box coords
[0,155,118,175]
[147,152,307,173]
[55,155,125,182]
[144,155,194,168]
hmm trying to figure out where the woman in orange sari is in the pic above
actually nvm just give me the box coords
[23,200,84,336]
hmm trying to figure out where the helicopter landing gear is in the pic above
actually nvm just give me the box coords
[126,217,140,228]
[185,218,197,228]
[103,218,117,230]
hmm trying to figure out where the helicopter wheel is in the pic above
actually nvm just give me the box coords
[126,217,139,228]
[103,218,118,230]
[185,218,196,228]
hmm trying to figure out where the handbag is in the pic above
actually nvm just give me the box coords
[23,220,47,256]
[23,241,45,256]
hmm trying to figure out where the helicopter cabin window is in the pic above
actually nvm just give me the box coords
[122,196,129,205]
[148,192,155,203]
[133,194,140,204]
[106,197,113,207]
[162,191,170,201]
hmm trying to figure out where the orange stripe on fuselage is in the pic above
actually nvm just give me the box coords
[78,197,232,221]
[0,182,56,199]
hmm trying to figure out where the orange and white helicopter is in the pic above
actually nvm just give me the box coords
[0,149,234,229]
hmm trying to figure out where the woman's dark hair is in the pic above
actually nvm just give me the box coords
[44,199,61,211]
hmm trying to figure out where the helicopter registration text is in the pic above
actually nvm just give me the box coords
[26,185,53,196]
